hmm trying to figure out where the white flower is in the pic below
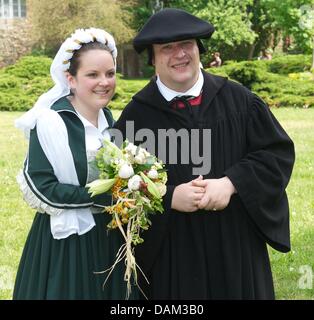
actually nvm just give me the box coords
[68,39,82,51]
[88,28,105,43]
[86,28,117,60]
[71,29,93,44]
[124,153,135,165]
[118,163,134,179]
[62,51,74,61]
[156,183,167,197]
[61,62,70,71]
[153,161,163,170]
[61,38,75,51]
[147,169,158,180]
[114,158,126,167]
[133,148,150,164]
[125,143,138,156]
[89,28,108,43]
[139,148,150,158]
[134,154,146,164]
[128,175,142,191]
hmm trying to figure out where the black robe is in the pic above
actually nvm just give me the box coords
[114,71,295,299]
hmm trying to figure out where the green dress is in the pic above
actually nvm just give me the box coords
[13,213,135,299]
[13,97,138,300]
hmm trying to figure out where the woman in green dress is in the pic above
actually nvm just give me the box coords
[13,28,135,299]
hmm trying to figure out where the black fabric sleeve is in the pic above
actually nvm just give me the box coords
[163,185,175,212]
[224,95,295,252]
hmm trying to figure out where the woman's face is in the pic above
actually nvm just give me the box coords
[67,49,116,111]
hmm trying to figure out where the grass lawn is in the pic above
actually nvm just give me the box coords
[0,108,313,300]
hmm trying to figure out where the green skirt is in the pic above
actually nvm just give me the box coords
[13,212,139,300]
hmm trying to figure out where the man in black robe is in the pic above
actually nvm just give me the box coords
[114,8,295,299]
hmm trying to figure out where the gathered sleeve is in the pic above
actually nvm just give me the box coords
[224,95,295,252]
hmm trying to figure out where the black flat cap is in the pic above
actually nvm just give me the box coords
[133,8,215,54]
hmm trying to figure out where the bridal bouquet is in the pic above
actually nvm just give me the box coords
[87,139,167,298]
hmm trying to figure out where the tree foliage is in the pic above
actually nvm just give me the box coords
[132,0,257,61]
[131,0,314,62]
[260,0,314,68]
[262,0,313,50]
[27,0,314,66]
[28,0,136,54]
[131,0,258,61]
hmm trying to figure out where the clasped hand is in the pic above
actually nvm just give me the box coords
[171,176,236,212]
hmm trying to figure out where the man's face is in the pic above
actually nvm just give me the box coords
[152,39,200,92]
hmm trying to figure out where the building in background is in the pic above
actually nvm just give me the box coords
[0,1,143,77]
[0,0,31,68]
[0,0,26,18]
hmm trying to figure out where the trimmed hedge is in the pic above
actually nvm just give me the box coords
[0,56,53,111]
[0,56,148,111]
[267,54,312,74]
[110,75,149,110]
[208,54,314,108]
[0,54,313,111]
[3,55,52,79]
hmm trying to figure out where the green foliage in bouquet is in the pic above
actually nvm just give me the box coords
[87,139,167,298]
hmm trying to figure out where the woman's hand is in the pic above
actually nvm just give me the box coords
[192,177,236,211]
[171,176,205,212]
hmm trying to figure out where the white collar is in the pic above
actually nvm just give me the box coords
[76,109,109,134]
[156,69,204,102]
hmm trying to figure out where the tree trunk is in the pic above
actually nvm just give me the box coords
[117,45,125,76]
[312,37,314,71]
[248,43,256,60]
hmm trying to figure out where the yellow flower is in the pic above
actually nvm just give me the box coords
[112,178,126,200]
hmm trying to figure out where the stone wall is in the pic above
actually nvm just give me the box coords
[0,18,32,68]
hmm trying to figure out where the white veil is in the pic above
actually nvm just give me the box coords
[15,28,117,139]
